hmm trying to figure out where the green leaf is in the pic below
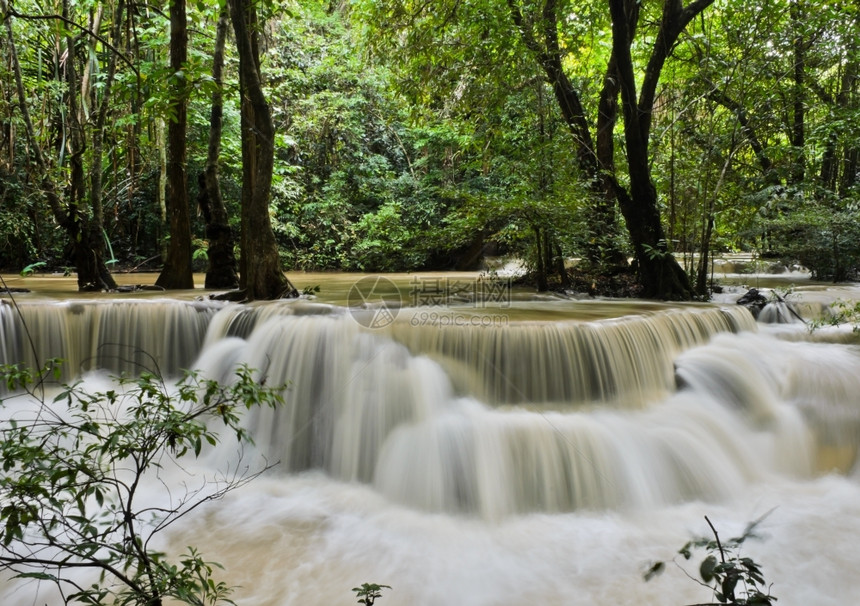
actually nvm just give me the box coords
[700,554,717,584]
[15,571,58,581]
[643,560,665,582]
[721,573,739,601]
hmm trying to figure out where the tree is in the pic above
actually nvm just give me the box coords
[2,0,121,290]
[200,8,239,290]
[505,0,628,271]
[228,0,298,300]
[357,0,703,298]
[672,0,860,279]
[606,0,714,299]
[0,361,284,605]
[645,515,776,606]
[156,0,195,290]
[505,0,708,297]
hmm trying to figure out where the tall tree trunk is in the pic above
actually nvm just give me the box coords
[65,0,118,290]
[607,0,713,299]
[533,226,548,292]
[201,9,239,289]
[89,0,124,285]
[507,0,626,268]
[229,0,297,300]
[554,241,570,288]
[4,2,117,290]
[824,39,858,196]
[156,0,194,289]
[789,0,806,185]
[594,50,629,267]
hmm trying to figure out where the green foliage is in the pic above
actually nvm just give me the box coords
[642,242,673,262]
[352,582,391,605]
[646,514,776,606]
[1,0,857,286]
[757,186,860,281]
[192,237,209,271]
[264,4,455,271]
[809,300,860,333]
[19,261,46,277]
[0,361,284,605]
[351,200,428,271]
[300,284,320,296]
[0,166,46,271]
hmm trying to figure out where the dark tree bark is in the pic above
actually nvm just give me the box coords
[507,0,626,269]
[5,2,117,291]
[63,0,118,291]
[607,0,714,299]
[705,85,780,185]
[813,38,858,195]
[533,226,548,292]
[228,0,297,300]
[837,52,858,195]
[156,0,194,290]
[201,8,239,290]
[508,0,704,297]
[87,0,125,286]
[789,0,806,185]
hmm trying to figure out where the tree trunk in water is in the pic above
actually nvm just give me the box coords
[202,9,238,290]
[64,0,116,291]
[5,5,116,290]
[607,0,712,299]
[87,0,124,289]
[533,226,548,292]
[695,215,714,296]
[613,184,693,300]
[229,0,297,300]
[506,0,626,269]
[156,0,194,290]
[593,51,630,269]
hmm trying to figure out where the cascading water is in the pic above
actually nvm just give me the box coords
[1,295,860,605]
[0,298,221,378]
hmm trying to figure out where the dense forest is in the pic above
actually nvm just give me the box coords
[0,0,857,299]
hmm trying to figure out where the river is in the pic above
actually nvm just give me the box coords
[1,270,859,605]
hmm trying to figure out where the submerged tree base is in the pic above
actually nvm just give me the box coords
[209,282,299,303]
[517,266,644,299]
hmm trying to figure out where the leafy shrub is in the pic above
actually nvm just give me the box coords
[645,514,776,606]
[758,186,860,281]
[0,361,284,605]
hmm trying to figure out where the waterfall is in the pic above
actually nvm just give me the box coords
[184,301,860,517]
[385,306,754,405]
[202,302,755,407]
[758,301,805,324]
[3,295,860,605]
[0,299,223,378]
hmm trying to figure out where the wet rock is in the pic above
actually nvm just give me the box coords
[736,288,768,318]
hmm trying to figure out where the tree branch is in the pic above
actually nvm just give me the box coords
[8,9,140,80]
